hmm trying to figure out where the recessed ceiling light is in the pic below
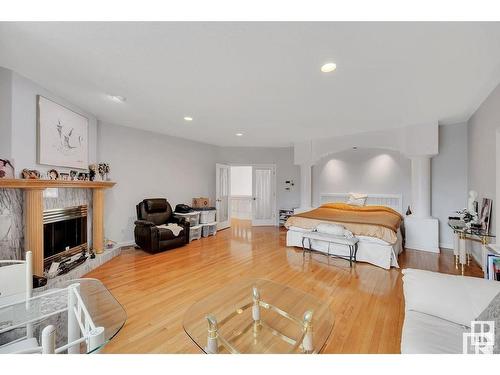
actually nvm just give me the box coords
[353,146,358,150]
[320,62,337,73]
[108,95,126,103]
[235,133,243,137]
[184,116,193,121]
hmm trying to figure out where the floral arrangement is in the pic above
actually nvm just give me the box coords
[97,163,110,181]
[457,208,479,223]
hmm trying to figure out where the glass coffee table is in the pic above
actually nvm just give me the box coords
[183,279,334,354]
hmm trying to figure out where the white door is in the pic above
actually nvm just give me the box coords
[216,163,231,230]
[251,165,276,226]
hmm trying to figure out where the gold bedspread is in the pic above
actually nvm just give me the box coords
[285,203,403,244]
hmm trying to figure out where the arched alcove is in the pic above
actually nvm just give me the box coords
[312,147,411,209]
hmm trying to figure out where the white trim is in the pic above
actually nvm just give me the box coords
[439,242,454,250]
[319,193,403,214]
[225,163,278,226]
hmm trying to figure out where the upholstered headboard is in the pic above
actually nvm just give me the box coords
[319,193,403,214]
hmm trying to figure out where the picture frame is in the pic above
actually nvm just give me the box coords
[0,159,14,179]
[37,95,89,169]
[479,198,493,234]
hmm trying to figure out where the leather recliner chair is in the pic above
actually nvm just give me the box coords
[134,198,190,253]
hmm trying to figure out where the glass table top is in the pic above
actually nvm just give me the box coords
[448,219,496,238]
[183,279,334,354]
[0,278,126,354]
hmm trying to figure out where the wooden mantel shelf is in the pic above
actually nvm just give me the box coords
[0,179,115,189]
[0,178,116,276]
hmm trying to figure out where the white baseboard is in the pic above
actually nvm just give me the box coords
[439,243,453,251]
[117,240,136,248]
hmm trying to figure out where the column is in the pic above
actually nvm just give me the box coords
[93,188,105,254]
[405,155,439,253]
[24,188,44,276]
[299,164,312,211]
[410,156,431,218]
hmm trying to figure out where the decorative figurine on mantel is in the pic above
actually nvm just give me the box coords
[89,164,97,181]
[21,168,41,179]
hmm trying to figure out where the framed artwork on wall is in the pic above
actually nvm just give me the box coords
[479,198,493,234]
[37,95,89,169]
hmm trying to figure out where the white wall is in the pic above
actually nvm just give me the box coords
[98,121,217,244]
[431,123,468,249]
[0,67,12,159]
[468,82,500,260]
[217,147,300,210]
[9,71,98,172]
[312,148,411,211]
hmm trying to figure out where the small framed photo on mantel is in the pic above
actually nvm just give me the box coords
[0,158,14,179]
[37,95,89,169]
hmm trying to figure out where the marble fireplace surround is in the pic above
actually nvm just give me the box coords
[0,179,115,275]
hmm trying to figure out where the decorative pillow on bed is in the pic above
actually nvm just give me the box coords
[315,223,354,238]
[347,192,367,206]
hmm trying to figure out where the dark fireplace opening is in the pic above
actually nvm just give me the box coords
[43,205,88,270]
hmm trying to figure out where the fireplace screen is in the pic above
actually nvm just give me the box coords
[43,205,88,268]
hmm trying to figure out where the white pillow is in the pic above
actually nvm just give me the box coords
[315,223,345,235]
[347,192,367,206]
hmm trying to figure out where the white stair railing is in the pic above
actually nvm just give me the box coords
[0,282,105,354]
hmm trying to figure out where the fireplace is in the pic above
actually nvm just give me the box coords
[43,205,88,270]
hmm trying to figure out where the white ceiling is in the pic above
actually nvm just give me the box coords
[1,22,500,147]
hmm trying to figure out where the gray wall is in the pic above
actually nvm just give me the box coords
[216,147,300,210]
[10,71,97,172]
[98,121,218,244]
[431,123,468,249]
[0,67,12,159]
[312,148,411,211]
[467,82,500,260]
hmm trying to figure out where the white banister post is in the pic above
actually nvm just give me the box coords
[67,283,80,354]
[41,325,56,354]
[25,251,33,338]
[88,326,105,353]
[410,156,431,218]
[299,164,312,211]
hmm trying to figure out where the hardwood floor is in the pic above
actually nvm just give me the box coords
[86,219,482,354]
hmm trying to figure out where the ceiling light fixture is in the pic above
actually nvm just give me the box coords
[184,116,193,121]
[108,95,126,103]
[235,133,243,137]
[320,62,337,73]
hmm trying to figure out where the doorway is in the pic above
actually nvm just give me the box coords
[215,164,276,229]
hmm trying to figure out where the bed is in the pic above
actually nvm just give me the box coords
[285,193,404,269]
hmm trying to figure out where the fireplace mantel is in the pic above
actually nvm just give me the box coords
[0,179,115,189]
[0,178,116,275]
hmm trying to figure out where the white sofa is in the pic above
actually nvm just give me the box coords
[401,268,500,354]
